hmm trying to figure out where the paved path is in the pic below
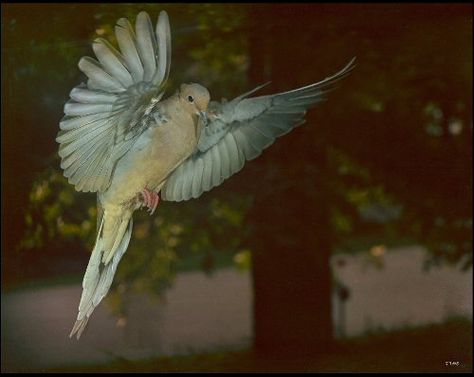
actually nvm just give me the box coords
[1,246,472,371]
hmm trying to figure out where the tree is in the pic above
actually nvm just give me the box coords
[244,4,336,356]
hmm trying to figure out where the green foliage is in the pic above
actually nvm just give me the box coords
[20,162,96,251]
[233,248,252,272]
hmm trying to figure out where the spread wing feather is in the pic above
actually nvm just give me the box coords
[57,11,171,193]
[161,58,356,201]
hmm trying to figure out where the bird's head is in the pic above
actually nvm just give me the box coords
[179,83,210,120]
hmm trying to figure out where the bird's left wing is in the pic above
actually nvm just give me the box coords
[161,58,356,202]
[57,11,171,193]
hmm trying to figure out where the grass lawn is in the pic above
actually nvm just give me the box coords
[50,318,472,373]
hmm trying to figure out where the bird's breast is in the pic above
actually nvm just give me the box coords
[103,115,199,205]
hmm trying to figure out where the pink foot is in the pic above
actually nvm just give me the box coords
[140,188,160,215]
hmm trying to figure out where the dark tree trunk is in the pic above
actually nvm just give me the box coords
[250,183,334,358]
[246,4,334,358]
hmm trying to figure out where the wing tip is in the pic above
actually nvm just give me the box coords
[234,81,272,102]
[341,56,357,74]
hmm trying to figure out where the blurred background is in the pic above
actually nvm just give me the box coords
[1,3,472,373]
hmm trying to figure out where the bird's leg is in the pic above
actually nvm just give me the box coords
[140,188,160,215]
[150,191,159,215]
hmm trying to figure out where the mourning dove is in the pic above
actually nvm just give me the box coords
[57,10,355,339]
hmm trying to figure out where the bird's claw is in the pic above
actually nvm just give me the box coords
[140,188,160,215]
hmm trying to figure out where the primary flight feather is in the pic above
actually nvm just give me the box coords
[57,10,355,339]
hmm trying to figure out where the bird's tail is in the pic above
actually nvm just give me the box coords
[69,206,133,339]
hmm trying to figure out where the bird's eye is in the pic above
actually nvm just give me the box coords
[187,95,194,103]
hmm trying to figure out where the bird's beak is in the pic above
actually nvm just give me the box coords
[198,110,207,124]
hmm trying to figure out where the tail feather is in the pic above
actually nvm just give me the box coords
[76,217,105,314]
[70,212,133,340]
[102,216,130,264]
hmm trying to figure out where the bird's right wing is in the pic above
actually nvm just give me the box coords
[57,11,171,193]
[161,58,356,202]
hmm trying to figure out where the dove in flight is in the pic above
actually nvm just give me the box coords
[56,10,355,339]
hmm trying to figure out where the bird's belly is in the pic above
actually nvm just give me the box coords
[103,122,197,205]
